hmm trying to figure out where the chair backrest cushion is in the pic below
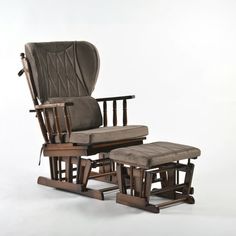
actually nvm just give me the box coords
[25,41,100,103]
[46,96,102,132]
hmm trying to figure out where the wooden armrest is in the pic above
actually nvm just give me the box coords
[96,95,135,102]
[35,102,73,110]
[33,102,73,142]
[96,95,135,127]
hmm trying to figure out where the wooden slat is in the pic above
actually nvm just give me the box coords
[82,159,92,187]
[43,108,53,142]
[130,166,134,196]
[49,157,54,179]
[35,102,73,109]
[52,157,58,180]
[63,106,71,135]
[151,184,186,195]
[116,164,127,194]
[100,186,119,192]
[88,171,116,179]
[116,193,160,213]
[182,163,195,195]
[96,95,135,102]
[53,107,62,142]
[58,157,62,181]
[38,176,82,192]
[176,160,179,184]
[38,177,104,200]
[133,168,144,197]
[76,156,81,184]
[65,157,73,182]
[57,167,77,174]
[123,99,127,126]
[113,100,117,126]
[157,197,188,208]
[92,157,111,168]
[103,101,107,127]
[144,172,152,200]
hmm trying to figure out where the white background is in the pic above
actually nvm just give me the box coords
[0,0,236,235]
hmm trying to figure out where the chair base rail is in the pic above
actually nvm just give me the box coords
[38,176,105,200]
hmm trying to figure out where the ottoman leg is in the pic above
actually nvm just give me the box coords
[183,162,195,204]
[116,164,159,213]
[159,166,176,199]
[116,163,127,194]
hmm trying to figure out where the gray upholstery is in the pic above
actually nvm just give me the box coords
[68,125,149,144]
[25,41,99,103]
[25,41,149,144]
[46,96,102,131]
[110,142,201,169]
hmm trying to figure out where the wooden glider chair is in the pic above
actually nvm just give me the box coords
[19,41,148,200]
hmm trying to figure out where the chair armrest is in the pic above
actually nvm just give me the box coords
[96,95,135,127]
[96,95,135,102]
[33,102,74,143]
[35,102,73,110]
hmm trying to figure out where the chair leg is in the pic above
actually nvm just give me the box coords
[38,156,105,200]
[58,157,62,181]
[116,163,127,194]
[157,164,176,199]
[182,162,195,204]
[65,157,73,183]
[116,165,159,213]
[98,152,116,183]
[49,157,54,179]
[51,157,58,180]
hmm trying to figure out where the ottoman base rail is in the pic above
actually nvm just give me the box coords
[116,159,195,213]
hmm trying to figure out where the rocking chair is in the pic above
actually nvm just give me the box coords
[19,41,148,200]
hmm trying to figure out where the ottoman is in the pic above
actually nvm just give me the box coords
[110,142,201,213]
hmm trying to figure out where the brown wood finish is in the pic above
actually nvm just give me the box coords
[123,99,127,126]
[19,52,145,201]
[115,159,196,213]
[113,100,117,126]
[103,101,107,127]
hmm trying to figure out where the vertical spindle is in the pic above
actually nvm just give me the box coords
[63,106,71,136]
[53,107,62,142]
[113,100,117,126]
[123,99,127,126]
[103,101,107,127]
[176,160,179,184]
[130,166,134,196]
[43,108,52,142]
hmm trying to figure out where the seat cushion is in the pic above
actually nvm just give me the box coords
[46,96,102,132]
[69,125,148,144]
[110,142,201,169]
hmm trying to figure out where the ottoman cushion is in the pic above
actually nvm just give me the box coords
[110,142,201,169]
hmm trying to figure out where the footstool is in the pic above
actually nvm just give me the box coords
[110,142,201,213]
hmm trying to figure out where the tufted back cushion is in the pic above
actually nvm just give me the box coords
[25,41,100,103]
[46,96,102,132]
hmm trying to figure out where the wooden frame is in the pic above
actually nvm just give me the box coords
[19,53,145,200]
[115,159,196,213]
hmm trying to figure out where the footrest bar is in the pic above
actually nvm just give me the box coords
[100,186,119,192]
[151,184,186,195]
[157,197,188,208]
[88,171,116,179]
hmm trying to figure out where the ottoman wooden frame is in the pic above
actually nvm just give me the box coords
[110,142,201,213]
